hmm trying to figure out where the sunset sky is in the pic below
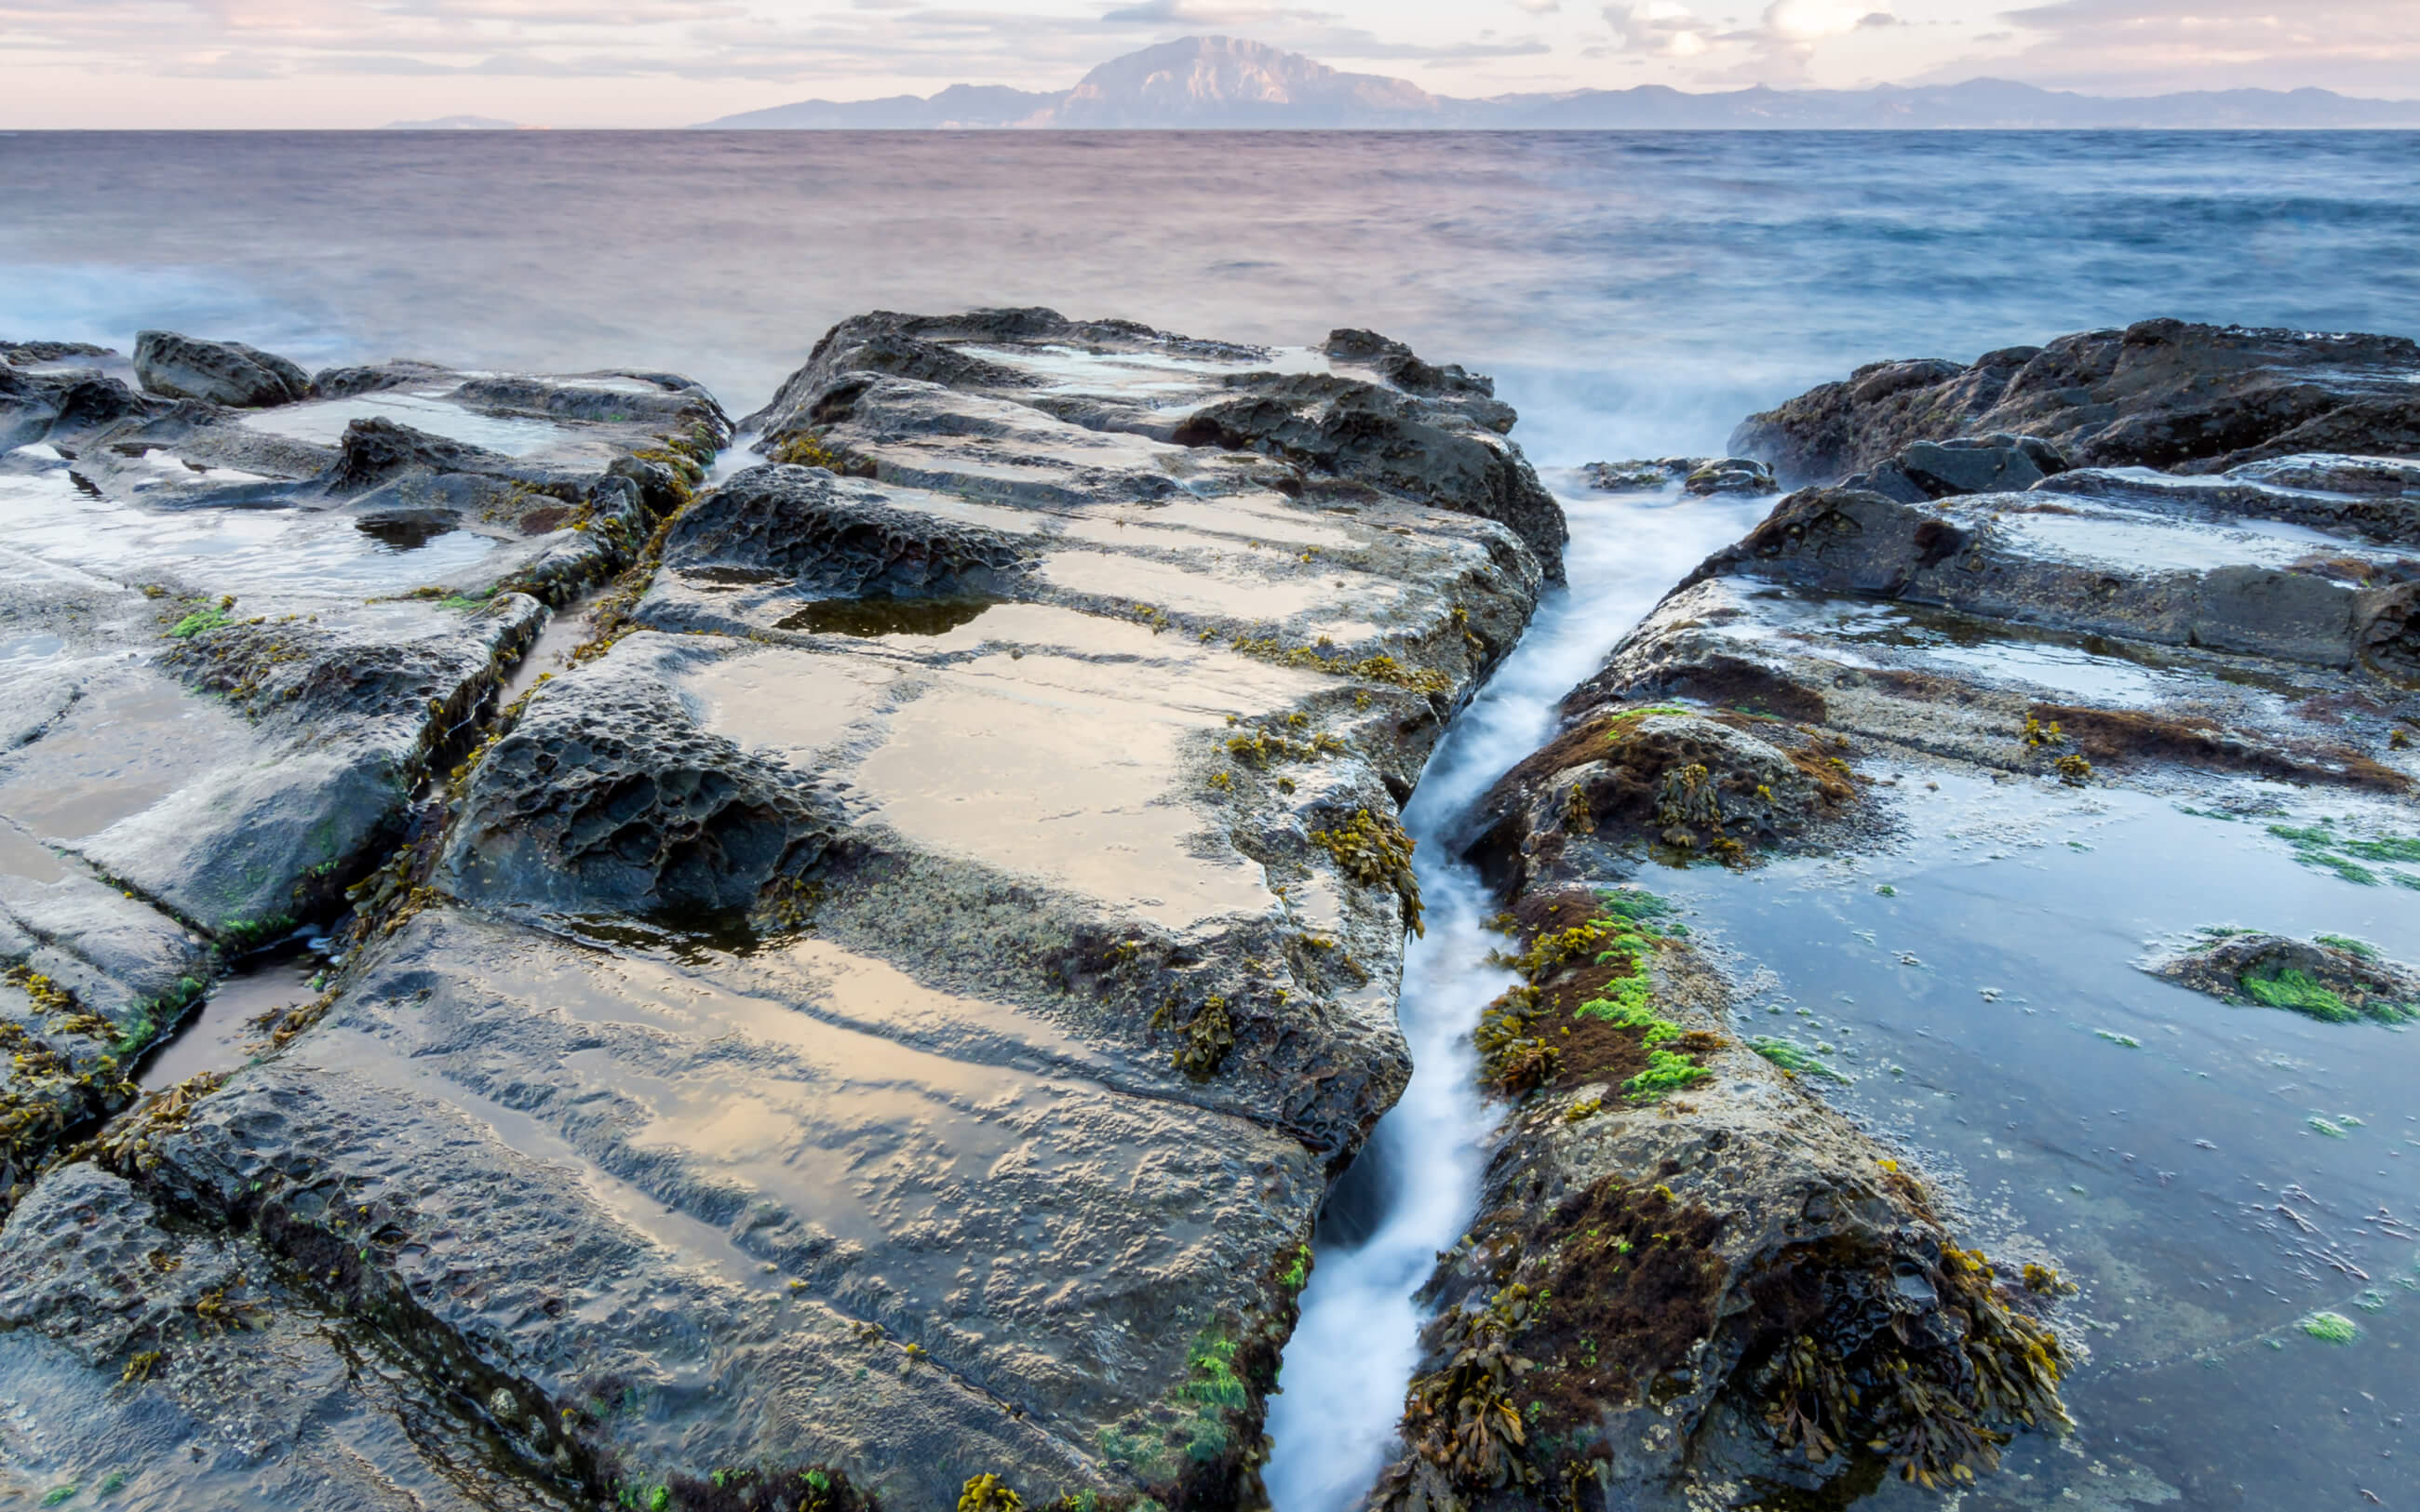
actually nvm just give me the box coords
[2,0,2413,128]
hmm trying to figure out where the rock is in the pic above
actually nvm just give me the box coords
[1583,457,1779,496]
[319,414,524,491]
[0,363,162,450]
[1324,328,1508,417]
[0,1158,558,1509]
[306,356,459,397]
[746,306,1567,578]
[2149,930,2417,1024]
[439,646,840,916]
[1733,320,2420,484]
[71,596,545,936]
[20,308,1556,1509]
[1373,887,2073,1512]
[1462,709,1858,896]
[2,340,114,367]
[1689,480,2420,673]
[662,463,1037,598]
[1843,432,2066,502]
[1171,374,1564,574]
[132,330,312,408]
[2036,451,2420,545]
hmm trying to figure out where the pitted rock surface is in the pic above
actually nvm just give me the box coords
[1733,318,2420,484]
[664,463,1036,598]
[443,657,840,915]
[132,330,312,408]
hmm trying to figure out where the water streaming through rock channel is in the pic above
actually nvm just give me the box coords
[1262,475,1776,1512]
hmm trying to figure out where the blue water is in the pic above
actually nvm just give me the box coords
[4,131,2416,461]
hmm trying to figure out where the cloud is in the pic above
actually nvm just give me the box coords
[1955,0,2420,96]
[1601,0,1897,75]
[1509,0,1561,12]
[1602,0,1719,58]
[1098,0,1293,21]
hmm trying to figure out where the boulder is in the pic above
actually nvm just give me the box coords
[1690,482,2420,673]
[1583,457,1779,496]
[2148,930,2417,1024]
[132,330,311,408]
[1842,432,2066,502]
[1732,319,2420,484]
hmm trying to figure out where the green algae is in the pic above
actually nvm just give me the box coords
[1622,1048,1711,1099]
[2267,821,2420,889]
[1750,1036,1849,1082]
[2300,1311,2358,1343]
[2241,968,2360,1023]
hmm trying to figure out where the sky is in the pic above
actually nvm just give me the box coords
[0,0,2413,128]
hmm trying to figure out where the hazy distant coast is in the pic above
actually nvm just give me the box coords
[694,34,2420,131]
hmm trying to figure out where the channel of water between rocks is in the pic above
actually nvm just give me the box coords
[1263,475,1776,1512]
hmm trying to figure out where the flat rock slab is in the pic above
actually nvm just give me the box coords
[25,311,1558,1509]
[135,905,1323,1507]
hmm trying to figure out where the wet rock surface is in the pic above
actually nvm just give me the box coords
[1583,457,1778,497]
[133,330,313,408]
[1733,319,2420,484]
[1369,317,2420,1510]
[2148,930,2417,1024]
[1,313,1553,1508]
[1378,890,2071,1512]
[748,307,1566,578]
[0,328,746,1501]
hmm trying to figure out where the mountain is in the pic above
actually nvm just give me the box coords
[693,36,2420,131]
[1048,36,1445,128]
[696,84,1065,130]
[385,114,523,130]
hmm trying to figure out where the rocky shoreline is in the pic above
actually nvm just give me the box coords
[1366,320,2416,1510]
[2,314,2414,1511]
[1,314,1552,1509]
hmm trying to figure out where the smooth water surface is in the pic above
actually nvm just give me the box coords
[1650,779,2420,1509]
[5,131,2418,457]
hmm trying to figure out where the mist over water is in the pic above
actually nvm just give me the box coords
[5,131,2417,462]
[1261,483,1772,1512]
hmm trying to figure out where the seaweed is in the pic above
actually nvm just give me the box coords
[1309,808,1422,935]
[2300,1311,2358,1344]
[1750,1036,1850,1082]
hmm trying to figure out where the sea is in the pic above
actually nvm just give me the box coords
[6,130,2419,459]
[7,128,2420,1512]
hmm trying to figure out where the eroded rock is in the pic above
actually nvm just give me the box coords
[746,306,1567,578]
[28,308,1559,1510]
[1733,319,2420,484]
[1584,457,1779,496]
[132,330,312,408]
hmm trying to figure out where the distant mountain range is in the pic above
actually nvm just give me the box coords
[386,114,524,129]
[696,36,2420,131]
